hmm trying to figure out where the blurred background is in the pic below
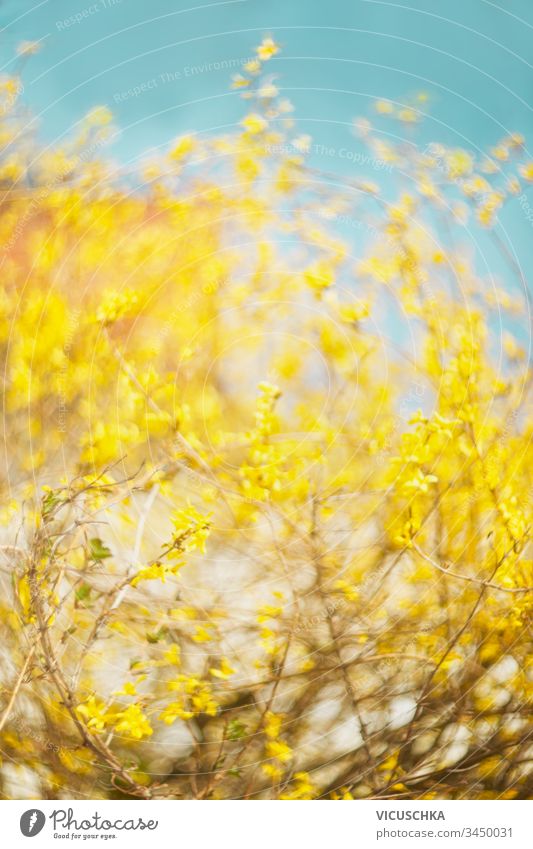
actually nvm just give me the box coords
[1,1,531,155]
[0,1,531,802]
[1,0,532,304]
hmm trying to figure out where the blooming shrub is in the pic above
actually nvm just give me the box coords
[0,40,531,800]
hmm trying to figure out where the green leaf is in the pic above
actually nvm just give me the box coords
[75,583,91,602]
[227,719,247,741]
[145,628,166,644]
[42,490,61,517]
[89,537,112,561]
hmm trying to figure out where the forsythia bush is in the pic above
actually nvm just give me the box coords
[0,39,531,800]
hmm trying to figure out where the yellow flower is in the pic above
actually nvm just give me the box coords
[16,41,41,56]
[256,38,280,61]
[96,288,139,326]
[163,644,181,665]
[375,99,393,114]
[131,561,168,585]
[258,84,279,99]
[507,133,524,148]
[162,675,218,722]
[114,681,137,696]
[491,145,509,161]
[114,704,153,740]
[257,604,283,623]
[339,301,370,323]
[85,106,112,126]
[232,75,251,89]
[76,697,109,733]
[171,504,212,553]
[280,772,315,800]
[397,108,418,123]
[209,657,235,679]
[169,135,196,161]
[159,703,194,723]
[304,262,334,292]
[243,59,261,74]
[241,113,268,135]
[265,740,292,762]
[264,711,283,739]
[334,579,359,602]
[261,762,284,780]
[519,161,533,181]
[17,576,32,619]
[192,626,213,643]
[446,149,473,179]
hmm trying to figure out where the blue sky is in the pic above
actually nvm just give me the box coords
[2,0,532,157]
[1,0,532,313]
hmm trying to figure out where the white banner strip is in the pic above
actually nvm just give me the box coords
[2,800,531,848]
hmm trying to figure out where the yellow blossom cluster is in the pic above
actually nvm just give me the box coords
[0,39,530,802]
